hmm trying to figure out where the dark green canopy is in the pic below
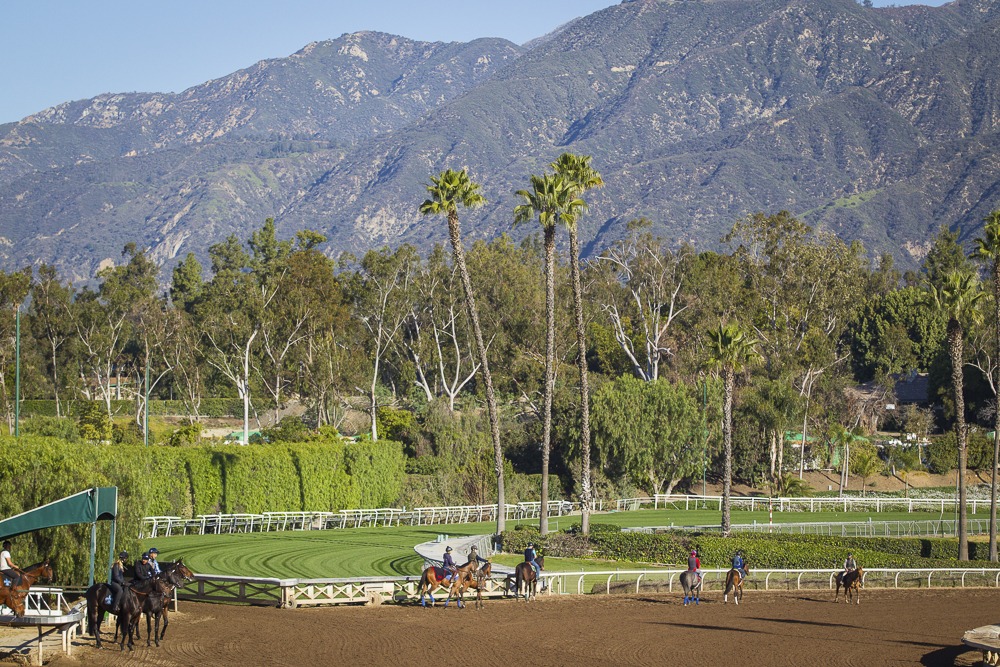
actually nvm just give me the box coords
[0,487,117,539]
[0,487,118,586]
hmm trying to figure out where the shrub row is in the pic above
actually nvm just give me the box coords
[0,435,404,585]
[499,526,996,570]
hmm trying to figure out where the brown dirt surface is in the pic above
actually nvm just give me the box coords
[6,588,993,666]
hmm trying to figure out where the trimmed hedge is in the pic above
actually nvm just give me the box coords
[499,527,997,569]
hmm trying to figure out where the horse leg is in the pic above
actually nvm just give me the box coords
[146,611,153,647]
[160,608,169,641]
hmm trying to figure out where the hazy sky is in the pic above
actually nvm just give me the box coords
[0,0,953,124]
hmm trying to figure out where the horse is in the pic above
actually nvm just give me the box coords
[445,561,492,609]
[724,563,749,605]
[835,567,864,604]
[140,560,195,647]
[88,560,194,649]
[680,570,703,606]
[513,556,544,602]
[417,559,479,607]
[0,560,54,616]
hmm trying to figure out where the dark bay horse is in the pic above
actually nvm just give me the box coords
[680,570,702,606]
[417,560,479,607]
[835,567,864,604]
[724,564,749,605]
[1,561,54,615]
[140,560,194,647]
[445,561,492,609]
[513,556,544,602]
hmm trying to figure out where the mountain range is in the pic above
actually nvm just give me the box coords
[2,0,1000,282]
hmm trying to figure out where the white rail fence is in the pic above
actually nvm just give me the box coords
[626,494,984,513]
[623,518,993,538]
[142,492,985,538]
[141,502,576,538]
[177,567,1000,608]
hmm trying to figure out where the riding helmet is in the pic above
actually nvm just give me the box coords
[149,547,159,554]
[527,542,534,548]
[445,546,452,552]
[470,546,478,551]
[118,551,128,560]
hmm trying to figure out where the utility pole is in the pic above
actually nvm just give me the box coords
[14,308,20,437]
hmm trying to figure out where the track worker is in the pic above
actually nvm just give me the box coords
[442,546,458,582]
[108,551,128,613]
[148,547,162,575]
[465,545,489,572]
[842,553,858,578]
[687,549,702,585]
[0,540,20,587]
[134,552,154,581]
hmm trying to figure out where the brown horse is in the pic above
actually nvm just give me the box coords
[724,563,748,605]
[140,560,195,647]
[513,556,544,602]
[835,567,864,604]
[446,561,492,609]
[0,560,54,615]
[417,559,479,607]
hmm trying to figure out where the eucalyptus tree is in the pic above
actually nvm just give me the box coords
[972,208,1000,561]
[421,169,506,534]
[0,267,32,432]
[596,219,692,382]
[345,244,418,441]
[514,172,583,535]
[551,153,603,535]
[705,322,761,536]
[927,270,985,560]
[27,264,75,416]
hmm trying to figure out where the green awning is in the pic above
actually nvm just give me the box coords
[0,487,117,540]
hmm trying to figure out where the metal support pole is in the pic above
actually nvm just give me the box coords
[702,378,708,503]
[107,519,117,582]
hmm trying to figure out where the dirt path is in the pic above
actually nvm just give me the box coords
[7,588,988,666]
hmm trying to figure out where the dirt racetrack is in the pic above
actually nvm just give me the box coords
[16,588,998,666]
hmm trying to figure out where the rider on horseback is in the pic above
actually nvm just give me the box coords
[842,553,858,579]
[687,549,702,585]
[442,546,458,582]
[0,540,21,587]
[134,552,154,582]
[465,545,489,571]
[731,549,747,579]
[525,542,544,590]
[108,551,128,613]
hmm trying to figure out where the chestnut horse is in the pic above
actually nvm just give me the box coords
[445,561,492,609]
[513,556,544,602]
[0,561,54,615]
[724,563,749,605]
[417,560,479,607]
[835,567,864,604]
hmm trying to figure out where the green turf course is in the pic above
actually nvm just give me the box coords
[148,509,985,579]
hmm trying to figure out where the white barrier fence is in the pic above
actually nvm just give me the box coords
[626,494,984,513]
[623,518,993,538]
[141,501,576,538]
[177,567,1000,607]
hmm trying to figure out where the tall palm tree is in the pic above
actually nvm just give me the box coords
[514,173,585,536]
[705,322,761,536]
[973,211,1000,562]
[552,153,603,535]
[420,169,506,535]
[928,270,985,560]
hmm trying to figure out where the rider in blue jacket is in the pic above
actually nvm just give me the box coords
[525,542,544,590]
[442,546,457,582]
[732,550,746,578]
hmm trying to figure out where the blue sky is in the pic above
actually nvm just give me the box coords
[0,0,952,124]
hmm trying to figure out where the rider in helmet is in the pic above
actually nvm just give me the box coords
[134,552,154,581]
[442,546,457,582]
[687,549,702,585]
[465,545,488,571]
[732,549,746,579]
[842,553,857,579]
[108,551,128,613]
[525,541,545,590]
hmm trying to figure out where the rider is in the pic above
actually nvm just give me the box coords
[148,547,162,575]
[465,545,489,572]
[133,552,154,582]
[442,546,458,582]
[108,551,128,613]
[687,549,702,585]
[732,549,747,579]
[525,542,545,591]
[0,540,20,587]
[843,552,858,579]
